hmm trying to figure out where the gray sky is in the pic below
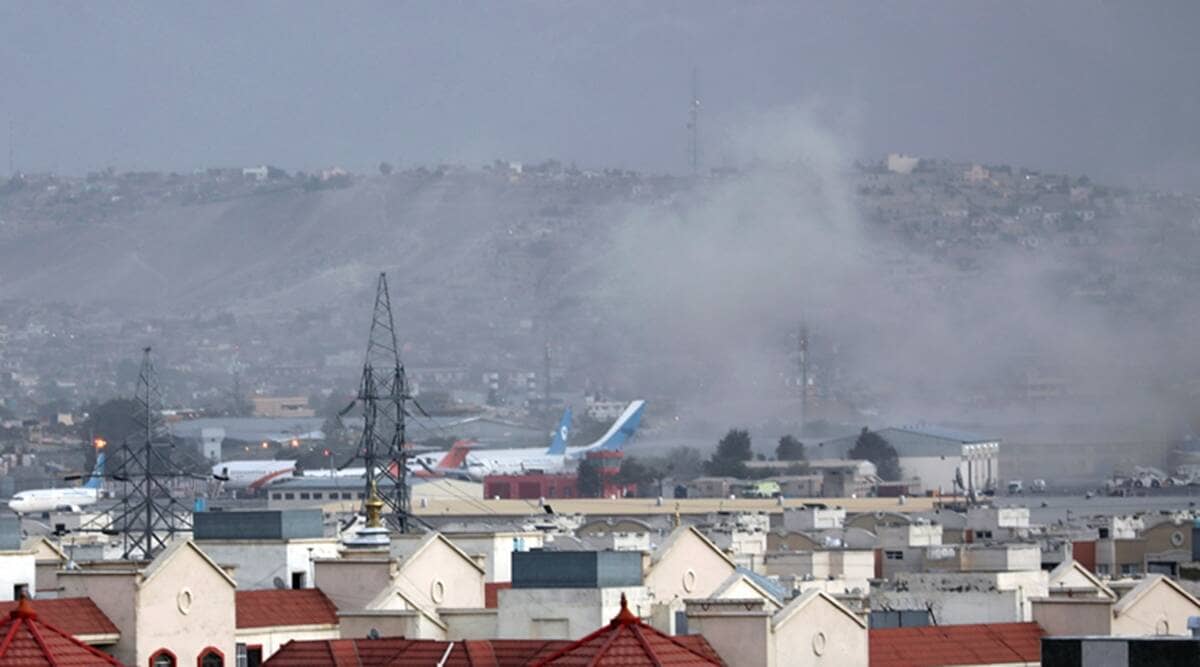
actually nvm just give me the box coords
[2,2,1198,190]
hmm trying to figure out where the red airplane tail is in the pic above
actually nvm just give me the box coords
[436,440,475,469]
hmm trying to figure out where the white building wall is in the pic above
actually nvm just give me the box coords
[495,586,649,640]
[0,551,36,600]
[235,626,339,661]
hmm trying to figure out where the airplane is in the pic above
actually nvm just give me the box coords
[8,450,106,515]
[212,440,478,491]
[461,400,645,478]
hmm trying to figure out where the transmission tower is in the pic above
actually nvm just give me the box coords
[352,273,414,532]
[797,324,809,430]
[687,67,701,175]
[109,347,192,560]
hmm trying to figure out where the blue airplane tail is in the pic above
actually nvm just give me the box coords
[594,400,645,452]
[546,408,572,456]
[84,452,106,490]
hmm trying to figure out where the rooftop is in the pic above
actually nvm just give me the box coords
[236,589,340,629]
[0,596,123,665]
[869,622,1043,667]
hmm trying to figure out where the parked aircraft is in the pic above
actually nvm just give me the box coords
[461,400,645,478]
[8,449,106,514]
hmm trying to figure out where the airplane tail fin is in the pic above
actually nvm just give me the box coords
[437,440,475,469]
[83,453,106,490]
[545,408,572,456]
[588,400,646,453]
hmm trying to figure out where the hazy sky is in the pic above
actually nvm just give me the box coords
[2,2,1198,190]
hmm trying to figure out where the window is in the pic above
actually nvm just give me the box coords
[1098,527,1110,539]
[342,492,352,499]
[271,493,282,500]
[975,530,993,540]
[884,550,904,560]
[12,583,28,600]
[198,647,224,667]
[311,492,322,499]
[246,645,262,667]
[299,493,310,500]
[1120,563,1139,576]
[149,648,177,667]
[284,493,294,500]
[291,571,306,589]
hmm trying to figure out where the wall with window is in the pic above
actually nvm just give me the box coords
[0,551,35,601]
[135,544,236,667]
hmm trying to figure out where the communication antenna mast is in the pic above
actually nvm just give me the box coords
[109,347,192,560]
[352,273,414,532]
[687,67,701,176]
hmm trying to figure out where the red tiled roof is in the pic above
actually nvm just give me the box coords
[0,596,123,665]
[0,598,118,638]
[236,589,340,629]
[263,638,569,666]
[529,595,725,666]
[870,622,1043,667]
[484,582,511,609]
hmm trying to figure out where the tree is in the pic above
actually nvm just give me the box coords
[79,398,141,471]
[848,427,902,481]
[776,435,806,461]
[577,458,604,498]
[663,446,704,481]
[706,429,752,478]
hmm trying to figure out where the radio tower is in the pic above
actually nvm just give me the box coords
[687,67,701,176]
[110,347,191,560]
[353,273,414,532]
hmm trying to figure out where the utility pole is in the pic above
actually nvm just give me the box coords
[687,67,701,176]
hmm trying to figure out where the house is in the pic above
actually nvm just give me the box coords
[0,596,120,647]
[235,589,341,664]
[1044,560,1115,600]
[437,530,545,582]
[497,550,649,640]
[193,509,340,590]
[0,596,123,665]
[1033,574,1200,638]
[58,539,238,666]
[23,536,67,597]
[529,594,724,665]
[0,516,34,601]
[870,622,1043,667]
[644,526,738,633]
[315,531,488,640]
[687,589,868,666]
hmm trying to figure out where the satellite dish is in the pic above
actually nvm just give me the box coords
[272,577,286,590]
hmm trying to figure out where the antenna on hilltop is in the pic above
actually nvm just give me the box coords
[688,67,701,176]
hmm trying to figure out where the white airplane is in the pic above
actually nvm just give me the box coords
[8,451,106,514]
[212,441,478,491]
[211,459,298,491]
[462,400,646,478]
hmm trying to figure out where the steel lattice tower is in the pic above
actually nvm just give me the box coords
[354,273,413,532]
[110,347,191,560]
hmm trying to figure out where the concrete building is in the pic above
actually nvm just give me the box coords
[0,516,36,601]
[235,588,341,663]
[497,550,649,640]
[1033,574,1200,638]
[686,590,868,667]
[820,426,1000,495]
[193,509,339,590]
[643,526,738,633]
[874,570,1049,624]
[437,530,545,582]
[59,539,237,667]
